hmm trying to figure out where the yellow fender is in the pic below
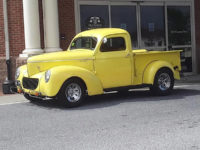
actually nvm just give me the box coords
[39,65,104,97]
[142,60,175,85]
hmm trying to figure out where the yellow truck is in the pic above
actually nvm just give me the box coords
[15,28,181,107]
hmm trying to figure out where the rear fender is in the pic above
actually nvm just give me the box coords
[142,60,176,85]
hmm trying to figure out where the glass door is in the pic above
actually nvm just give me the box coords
[77,1,194,72]
[110,3,138,48]
[167,5,192,72]
[139,3,166,50]
[79,4,109,31]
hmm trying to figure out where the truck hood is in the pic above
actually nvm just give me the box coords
[28,50,94,63]
[27,50,94,76]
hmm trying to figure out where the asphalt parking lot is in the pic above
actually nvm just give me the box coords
[0,83,200,150]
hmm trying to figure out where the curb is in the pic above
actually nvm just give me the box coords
[177,74,200,84]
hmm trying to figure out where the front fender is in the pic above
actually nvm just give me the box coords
[39,65,103,97]
[17,65,28,80]
[142,60,177,85]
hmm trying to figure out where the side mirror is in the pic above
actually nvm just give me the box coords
[103,38,107,44]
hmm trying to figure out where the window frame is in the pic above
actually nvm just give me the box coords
[100,36,127,52]
[70,36,98,50]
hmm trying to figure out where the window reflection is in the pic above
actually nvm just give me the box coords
[70,37,97,50]
[167,6,191,46]
[140,6,165,48]
[100,37,126,52]
[80,5,109,31]
[174,47,192,72]
[111,6,138,48]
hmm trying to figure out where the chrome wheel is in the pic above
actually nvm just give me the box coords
[158,73,171,91]
[150,68,174,96]
[65,83,82,102]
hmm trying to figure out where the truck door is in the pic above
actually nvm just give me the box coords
[94,35,132,89]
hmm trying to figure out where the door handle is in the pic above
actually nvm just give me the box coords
[125,53,130,58]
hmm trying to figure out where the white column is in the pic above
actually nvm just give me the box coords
[20,0,43,57]
[43,0,62,53]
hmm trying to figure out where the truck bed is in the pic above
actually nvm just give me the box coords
[132,49,181,85]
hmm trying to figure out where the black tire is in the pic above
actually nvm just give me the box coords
[150,68,174,96]
[57,79,86,107]
[24,93,41,102]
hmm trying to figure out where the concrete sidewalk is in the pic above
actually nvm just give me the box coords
[0,94,27,105]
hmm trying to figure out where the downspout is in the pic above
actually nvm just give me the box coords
[3,0,9,61]
[2,0,14,94]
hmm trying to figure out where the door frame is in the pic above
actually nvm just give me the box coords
[165,1,196,74]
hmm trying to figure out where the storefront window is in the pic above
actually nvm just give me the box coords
[140,6,165,48]
[78,2,193,72]
[80,5,109,31]
[168,6,192,72]
[111,6,138,48]
[167,6,191,46]
[173,47,192,72]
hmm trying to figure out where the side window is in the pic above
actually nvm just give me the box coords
[70,37,97,50]
[100,37,126,52]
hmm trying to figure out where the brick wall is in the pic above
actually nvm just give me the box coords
[58,0,76,50]
[195,0,200,73]
[0,0,24,92]
[7,0,25,56]
[0,58,6,91]
[0,57,17,91]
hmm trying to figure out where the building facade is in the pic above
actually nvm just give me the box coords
[0,0,200,91]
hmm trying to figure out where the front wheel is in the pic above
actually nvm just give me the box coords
[150,68,174,96]
[57,79,86,107]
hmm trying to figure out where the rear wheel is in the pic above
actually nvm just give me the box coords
[58,79,86,107]
[150,68,174,95]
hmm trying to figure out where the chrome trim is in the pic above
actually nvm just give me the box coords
[27,58,94,63]
[158,73,171,91]
[65,83,82,103]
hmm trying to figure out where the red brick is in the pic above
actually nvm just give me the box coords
[58,0,76,50]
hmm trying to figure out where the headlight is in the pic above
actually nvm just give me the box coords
[45,70,51,83]
[15,67,20,80]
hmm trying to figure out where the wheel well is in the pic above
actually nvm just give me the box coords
[157,67,174,76]
[57,77,88,97]
[63,77,87,91]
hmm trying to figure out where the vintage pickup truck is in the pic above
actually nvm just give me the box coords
[15,28,181,107]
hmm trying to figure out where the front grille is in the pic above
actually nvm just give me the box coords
[22,77,39,90]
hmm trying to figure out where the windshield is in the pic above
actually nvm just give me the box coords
[70,37,97,50]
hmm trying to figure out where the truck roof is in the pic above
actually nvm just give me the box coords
[75,28,129,38]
